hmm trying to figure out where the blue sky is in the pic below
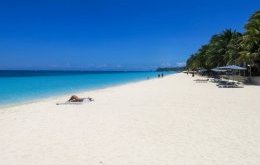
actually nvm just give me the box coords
[0,0,259,70]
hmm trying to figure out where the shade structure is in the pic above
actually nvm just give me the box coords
[198,68,207,72]
[218,65,247,70]
[211,68,227,72]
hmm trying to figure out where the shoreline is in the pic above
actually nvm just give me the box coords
[0,73,259,164]
[0,74,164,109]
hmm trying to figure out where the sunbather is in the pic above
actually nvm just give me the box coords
[68,95,94,102]
[56,95,94,105]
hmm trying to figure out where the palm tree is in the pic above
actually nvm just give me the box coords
[205,29,239,68]
[195,45,210,69]
[239,11,260,64]
[186,11,260,73]
[186,54,198,70]
[186,30,241,70]
[225,32,242,65]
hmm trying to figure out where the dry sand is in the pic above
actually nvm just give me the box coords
[0,73,259,165]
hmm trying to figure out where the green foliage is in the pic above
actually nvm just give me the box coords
[239,11,260,64]
[186,11,260,70]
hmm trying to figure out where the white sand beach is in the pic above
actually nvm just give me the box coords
[0,73,259,165]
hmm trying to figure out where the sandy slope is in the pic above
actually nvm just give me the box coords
[0,73,259,165]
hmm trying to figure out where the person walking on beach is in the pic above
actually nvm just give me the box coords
[161,73,164,78]
[158,74,161,78]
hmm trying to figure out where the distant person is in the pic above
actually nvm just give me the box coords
[192,72,195,77]
[158,74,161,78]
[161,73,164,78]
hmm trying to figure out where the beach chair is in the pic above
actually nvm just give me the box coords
[218,81,243,88]
[194,78,209,83]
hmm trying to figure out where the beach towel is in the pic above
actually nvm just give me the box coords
[56,98,92,105]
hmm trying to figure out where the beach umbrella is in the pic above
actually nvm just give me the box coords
[211,68,227,72]
[217,65,247,80]
[218,65,246,70]
[198,68,207,72]
[211,68,227,79]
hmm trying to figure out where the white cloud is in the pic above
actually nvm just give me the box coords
[160,62,172,67]
[176,62,186,67]
[97,64,108,68]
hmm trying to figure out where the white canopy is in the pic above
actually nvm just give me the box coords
[218,65,247,70]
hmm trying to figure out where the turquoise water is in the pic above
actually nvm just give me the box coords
[0,71,174,107]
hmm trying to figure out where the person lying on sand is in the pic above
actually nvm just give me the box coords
[56,95,94,105]
[68,95,94,102]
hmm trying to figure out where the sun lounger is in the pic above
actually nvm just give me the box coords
[217,81,243,88]
[217,80,230,86]
[218,84,243,88]
[209,78,220,83]
[194,79,209,83]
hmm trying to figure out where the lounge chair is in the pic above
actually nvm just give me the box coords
[218,81,243,88]
[194,78,209,83]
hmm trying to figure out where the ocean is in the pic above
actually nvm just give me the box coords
[0,70,174,107]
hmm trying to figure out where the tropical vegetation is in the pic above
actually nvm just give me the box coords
[186,11,260,75]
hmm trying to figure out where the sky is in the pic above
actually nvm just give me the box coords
[0,0,259,70]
